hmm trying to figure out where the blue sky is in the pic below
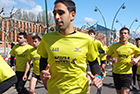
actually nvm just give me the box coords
[1,0,140,34]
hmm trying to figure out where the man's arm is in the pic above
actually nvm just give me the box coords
[40,56,50,90]
[106,55,117,64]
[88,58,100,75]
[40,57,48,72]
[131,54,140,65]
[22,60,31,81]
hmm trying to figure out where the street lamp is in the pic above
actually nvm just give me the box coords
[116,19,123,27]
[45,0,49,33]
[111,3,126,44]
[135,25,140,32]
[94,6,108,45]
[129,18,138,31]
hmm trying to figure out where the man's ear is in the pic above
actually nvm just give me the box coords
[70,11,76,21]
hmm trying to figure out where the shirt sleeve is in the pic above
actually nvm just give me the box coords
[37,37,48,58]
[87,39,98,62]
[107,44,114,56]
[9,46,15,57]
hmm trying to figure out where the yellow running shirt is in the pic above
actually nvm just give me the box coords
[10,44,33,72]
[108,42,140,74]
[37,31,98,94]
[27,48,40,75]
[94,39,105,65]
[136,47,140,75]
[0,55,15,83]
[100,45,108,61]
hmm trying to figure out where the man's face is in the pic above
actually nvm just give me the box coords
[53,2,75,31]
[33,38,40,48]
[136,40,140,47]
[17,35,26,44]
[120,29,130,42]
[89,33,95,39]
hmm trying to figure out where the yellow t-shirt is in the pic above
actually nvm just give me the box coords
[37,31,98,94]
[136,47,140,75]
[100,45,108,61]
[94,39,105,65]
[108,42,140,74]
[0,55,15,83]
[27,48,40,75]
[10,44,33,72]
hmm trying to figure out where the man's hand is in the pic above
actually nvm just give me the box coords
[11,66,15,71]
[87,72,102,89]
[131,58,139,65]
[112,57,117,63]
[40,65,51,90]
[22,75,27,81]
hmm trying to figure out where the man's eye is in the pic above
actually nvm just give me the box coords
[58,11,64,15]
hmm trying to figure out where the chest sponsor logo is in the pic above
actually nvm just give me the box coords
[55,56,76,64]
[74,48,81,52]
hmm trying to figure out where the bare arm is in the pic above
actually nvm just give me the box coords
[22,60,31,81]
[107,55,117,63]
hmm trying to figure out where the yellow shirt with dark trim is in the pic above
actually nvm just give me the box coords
[0,55,15,83]
[27,48,40,75]
[37,31,98,94]
[100,45,108,61]
[94,39,105,65]
[10,44,33,72]
[136,47,140,75]
[108,42,140,74]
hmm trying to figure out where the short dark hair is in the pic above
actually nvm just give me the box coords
[32,35,41,41]
[119,27,130,34]
[54,0,76,13]
[88,29,96,35]
[135,38,140,41]
[19,32,27,39]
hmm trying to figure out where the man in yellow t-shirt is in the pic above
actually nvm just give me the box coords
[22,34,41,94]
[88,29,105,94]
[135,38,140,89]
[0,55,17,93]
[107,27,140,94]
[10,32,33,94]
[37,0,102,94]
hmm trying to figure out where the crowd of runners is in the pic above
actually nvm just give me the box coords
[1,0,140,94]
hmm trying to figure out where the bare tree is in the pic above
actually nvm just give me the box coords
[0,7,21,55]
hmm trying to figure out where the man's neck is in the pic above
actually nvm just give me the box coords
[59,23,74,35]
[19,42,26,46]
[120,40,128,45]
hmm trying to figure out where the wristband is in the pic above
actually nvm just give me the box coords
[95,75,102,80]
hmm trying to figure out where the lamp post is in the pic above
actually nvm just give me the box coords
[94,6,108,46]
[135,25,140,32]
[111,3,126,44]
[45,0,49,33]
[116,19,123,27]
[129,18,138,31]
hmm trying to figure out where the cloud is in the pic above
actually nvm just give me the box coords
[0,0,18,12]
[83,17,98,23]
[18,0,37,7]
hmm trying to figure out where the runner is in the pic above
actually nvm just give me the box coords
[0,55,17,93]
[37,0,102,94]
[88,29,105,94]
[135,38,140,89]
[10,32,33,94]
[22,34,42,94]
[107,27,140,94]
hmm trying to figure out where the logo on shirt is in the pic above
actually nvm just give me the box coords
[54,56,77,64]
[74,48,81,52]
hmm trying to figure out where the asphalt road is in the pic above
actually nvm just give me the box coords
[3,65,140,94]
